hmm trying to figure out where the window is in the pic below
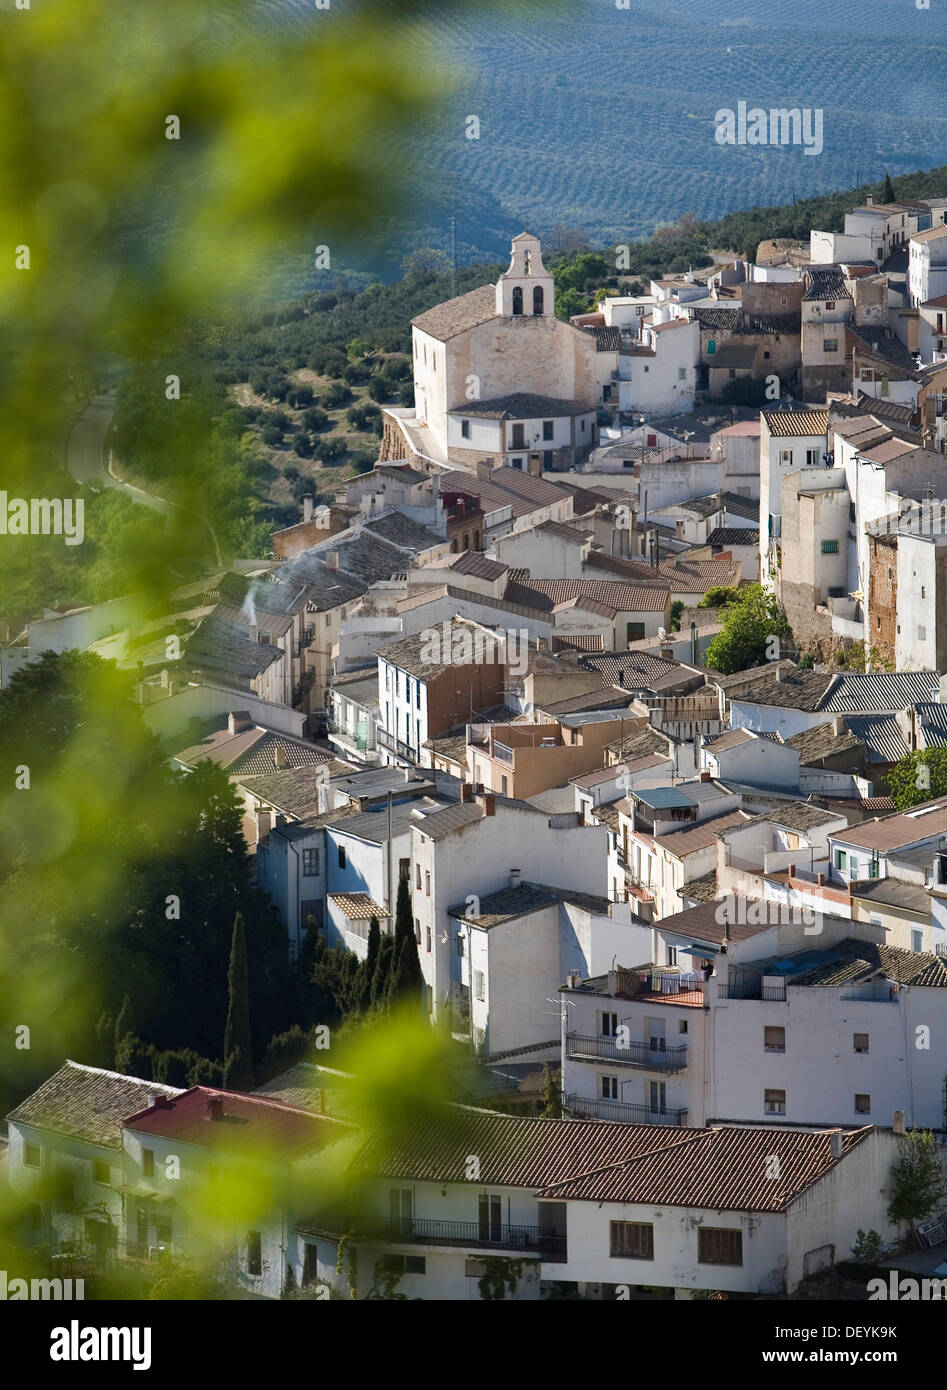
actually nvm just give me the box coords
[666,946,677,966]
[479,1194,502,1243]
[426,926,432,953]
[728,368,736,379]
[824,339,838,353]
[610,1221,654,1259]
[828,587,845,599]
[247,1230,262,1277]
[399,857,410,881]
[649,1081,666,1115]
[24,1143,41,1169]
[853,1033,869,1054]
[922,586,926,600]
[626,622,645,642]
[699,1227,743,1266]
[511,457,524,471]
[764,1026,786,1053]
[93,1159,110,1186]
[416,863,421,889]
[821,539,839,554]
[708,339,716,354]
[825,300,835,310]
[382,1254,426,1275]
[763,350,770,360]
[511,423,525,449]
[338,845,346,869]
[456,934,464,957]
[389,1188,413,1230]
[512,286,523,315]
[142,1148,155,1178]
[461,419,470,439]
[678,367,686,380]
[474,970,485,1001]
[806,449,820,467]
[302,848,319,876]
[425,870,431,897]
[601,1075,618,1100]
[542,420,554,441]
[836,850,847,872]
[678,1020,688,1034]
[765,1089,786,1115]
[599,1011,618,1037]
[414,918,421,944]
[779,449,793,467]
[855,1094,871,1114]
[533,286,544,315]
[911,929,923,953]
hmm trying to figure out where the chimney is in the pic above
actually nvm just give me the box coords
[893,1110,906,1136]
[478,792,496,817]
[273,745,287,769]
[699,770,711,783]
[249,624,259,644]
[817,872,825,886]
[204,1094,224,1122]
[303,494,314,524]
[460,783,473,803]
[829,1129,844,1159]
[325,550,340,572]
[146,1092,160,1110]
[509,868,522,890]
[788,864,796,878]
[833,716,846,737]
[866,195,873,207]
[255,809,272,840]
[228,711,239,734]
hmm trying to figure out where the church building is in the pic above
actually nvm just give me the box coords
[380,233,599,475]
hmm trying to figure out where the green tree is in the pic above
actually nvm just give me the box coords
[698,586,741,610]
[223,913,253,1090]
[540,1064,562,1119]
[371,934,395,1006]
[887,1129,946,1236]
[114,995,136,1065]
[388,874,425,1005]
[887,749,947,812]
[360,916,381,1012]
[704,585,790,675]
[883,171,896,203]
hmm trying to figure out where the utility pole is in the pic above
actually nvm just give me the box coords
[450,216,457,299]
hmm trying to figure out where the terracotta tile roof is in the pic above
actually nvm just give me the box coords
[652,810,750,855]
[6,1062,182,1151]
[762,410,829,437]
[787,938,947,989]
[506,577,669,614]
[353,1104,871,1212]
[125,1086,348,1160]
[833,796,947,851]
[657,557,742,592]
[328,893,388,920]
[411,283,497,341]
[459,392,591,420]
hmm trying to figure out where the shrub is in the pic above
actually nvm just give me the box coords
[322,381,353,409]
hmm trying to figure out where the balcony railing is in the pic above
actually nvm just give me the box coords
[565,1092,688,1126]
[382,1217,566,1261]
[377,727,416,762]
[566,1032,687,1072]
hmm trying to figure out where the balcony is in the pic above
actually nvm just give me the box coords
[566,1031,687,1072]
[382,1217,566,1262]
[565,1092,688,1126]
[377,727,416,762]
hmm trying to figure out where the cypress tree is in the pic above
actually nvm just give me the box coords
[114,994,135,1064]
[360,916,381,1011]
[388,873,425,1004]
[223,912,253,1089]
[371,934,395,1006]
[882,170,895,203]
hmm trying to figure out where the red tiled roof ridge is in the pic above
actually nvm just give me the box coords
[124,1083,348,1127]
